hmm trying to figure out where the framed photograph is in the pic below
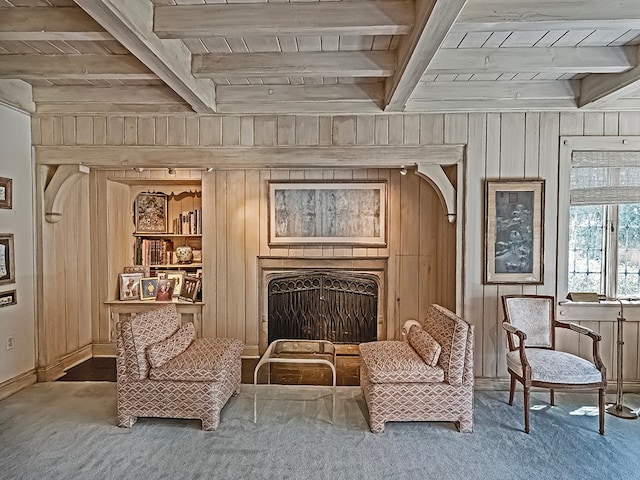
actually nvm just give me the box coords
[268,181,387,246]
[123,265,150,278]
[155,278,175,301]
[179,275,201,303]
[484,179,545,284]
[119,273,142,300]
[135,193,167,233]
[0,289,16,308]
[140,277,159,301]
[160,271,185,298]
[0,177,12,209]
[0,234,15,286]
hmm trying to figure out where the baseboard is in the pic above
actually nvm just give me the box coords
[0,369,37,401]
[37,344,93,382]
[92,343,116,357]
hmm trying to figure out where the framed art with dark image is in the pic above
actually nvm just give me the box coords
[135,192,167,233]
[0,234,15,286]
[0,177,12,209]
[0,289,16,308]
[179,275,201,303]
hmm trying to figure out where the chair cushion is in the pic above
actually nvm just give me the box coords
[407,325,441,366]
[146,322,196,369]
[359,341,444,384]
[506,348,603,384]
[149,337,244,382]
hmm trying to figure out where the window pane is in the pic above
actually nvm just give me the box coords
[617,204,640,298]
[568,205,604,293]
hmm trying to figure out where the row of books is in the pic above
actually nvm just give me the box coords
[135,238,173,266]
[172,208,202,235]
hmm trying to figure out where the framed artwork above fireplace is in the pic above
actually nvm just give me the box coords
[268,181,387,246]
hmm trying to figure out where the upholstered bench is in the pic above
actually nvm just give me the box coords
[116,303,244,430]
[359,304,474,433]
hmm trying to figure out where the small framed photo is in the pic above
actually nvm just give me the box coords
[155,278,175,301]
[0,177,12,209]
[158,271,185,298]
[135,193,167,233]
[123,265,150,278]
[0,233,15,286]
[179,275,201,303]
[0,289,16,308]
[140,277,159,300]
[484,179,545,284]
[119,273,142,300]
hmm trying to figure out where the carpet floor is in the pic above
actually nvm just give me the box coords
[1,382,639,480]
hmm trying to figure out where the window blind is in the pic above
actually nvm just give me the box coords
[571,151,640,205]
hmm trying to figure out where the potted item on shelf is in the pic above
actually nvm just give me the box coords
[174,245,193,264]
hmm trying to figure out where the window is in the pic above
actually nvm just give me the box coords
[568,151,640,298]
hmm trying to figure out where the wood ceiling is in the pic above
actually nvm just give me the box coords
[2,0,640,115]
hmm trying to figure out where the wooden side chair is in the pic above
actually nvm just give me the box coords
[501,295,607,434]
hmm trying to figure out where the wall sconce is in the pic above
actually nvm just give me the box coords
[400,166,408,175]
[168,168,176,175]
[206,168,213,172]
[132,167,144,173]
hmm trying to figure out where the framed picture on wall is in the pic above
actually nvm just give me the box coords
[0,234,15,286]
[0,177,12,209]
[0,289,16,308]
[484,179,545,284]
[268,181,387,246]
[135,193,167,233]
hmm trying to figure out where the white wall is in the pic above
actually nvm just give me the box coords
[0,104,35,385]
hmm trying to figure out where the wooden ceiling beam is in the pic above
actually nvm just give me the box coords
[193,52,396,78]
[0,79,34,114]
[0,55,157,80]
[32,85,185,104]
[153,1,413,38]
[428,46,636,75]
[412,80,579,101]
[75,0,216,113]
[455,0,640,32]
[0,7,113,41]
[385,0,468,112]
[579,49,640,108]
[404,98,579,112]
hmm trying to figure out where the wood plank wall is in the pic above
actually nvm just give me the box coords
[32,111,640,386]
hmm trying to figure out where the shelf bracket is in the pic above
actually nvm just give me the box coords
[44,164,90,223]
[414,163,456,223]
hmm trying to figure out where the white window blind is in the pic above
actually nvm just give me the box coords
[571,151,640,205]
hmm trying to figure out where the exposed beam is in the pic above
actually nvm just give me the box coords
[0,55,157,80]
[412,80,579,101]
[385,0,467,112]
[193,52,395,78]
[428,47,635,75]
[0,7,113,41]
[0,79,34,114]
[154,1,413,38]
[75,0,216,113]
[35,104,193,114]
[404,98,579,112]
[455,0,640,32]
[35,145,464,169]
[216,83,383,114]
[580,49,640,108]
[33,85,185,104]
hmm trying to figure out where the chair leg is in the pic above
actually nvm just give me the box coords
[550,389,555,406]
[598,388,605,435]
[523,386,530,434]
[508,375,516,406]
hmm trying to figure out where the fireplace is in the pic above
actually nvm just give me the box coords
[267,270,378,345]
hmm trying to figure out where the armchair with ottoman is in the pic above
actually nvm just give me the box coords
[359,304,474,433]
[116,303,244,430]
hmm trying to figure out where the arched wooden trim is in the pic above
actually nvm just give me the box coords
[415,163,457,223]
[44,164,90,223]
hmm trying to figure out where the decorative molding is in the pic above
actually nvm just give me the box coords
[44,164,91,223]
[415,163,457,223]
[36,344,93,382]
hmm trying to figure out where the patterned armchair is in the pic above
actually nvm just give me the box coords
[502,295,607,434]
[359,304,474,433]
[116,303,244,430]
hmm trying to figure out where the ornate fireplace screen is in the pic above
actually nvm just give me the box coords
[268,271,378,344]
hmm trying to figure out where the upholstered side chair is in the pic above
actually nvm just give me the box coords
[501,295,607,434]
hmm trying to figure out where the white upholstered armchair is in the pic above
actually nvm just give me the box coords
[502,295,607,434]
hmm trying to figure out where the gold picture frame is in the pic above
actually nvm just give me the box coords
[0,177,12,209]
[140,277,159,300]
[0,233,15,286]
[484,179,545,284]
[135,193,167,233]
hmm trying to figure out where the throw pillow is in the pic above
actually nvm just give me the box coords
[146,322,196,368]
[407,324,441,366]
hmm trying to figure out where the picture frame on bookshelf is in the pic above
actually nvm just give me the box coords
[0,289,16,308]
[135,193,167,233]
[0,233,15,286]
[158,271,185,298]
[155,278,175,301]
[179,275,200,303]
[140,277,159,300]
[0,177,12,209]
[119,273,142,301]
[123,265,150,277]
